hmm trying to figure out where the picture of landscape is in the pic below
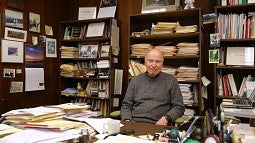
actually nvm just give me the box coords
[25,44,44,67]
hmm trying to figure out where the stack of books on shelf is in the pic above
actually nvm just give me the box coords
[154,45,177,56]
[60,46,79,58]
[151,22,178,35]
[179,83,194,106]
[217,12,255,39]
[176,66,199,81]
[130,43,153,57]
[128,60,146,77]
[176,42,199,56]
[161,66,177,76]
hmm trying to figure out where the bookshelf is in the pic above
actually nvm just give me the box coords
[59,18,121,117]
[213,3,255,113]
[128,8,204,115]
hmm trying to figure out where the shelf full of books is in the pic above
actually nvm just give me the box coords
[59,18,121,117]
[128,8,203,115]
[213,3,255,113]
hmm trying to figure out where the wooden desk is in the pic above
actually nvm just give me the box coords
[120,121,173,136]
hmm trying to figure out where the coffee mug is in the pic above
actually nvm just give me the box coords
[103,120,120,134]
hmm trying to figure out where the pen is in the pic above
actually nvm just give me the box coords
[224,130,233,141]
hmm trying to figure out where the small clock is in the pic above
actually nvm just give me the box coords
[204,134,220,143]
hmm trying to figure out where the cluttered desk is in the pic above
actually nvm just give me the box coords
[0,104,255,143]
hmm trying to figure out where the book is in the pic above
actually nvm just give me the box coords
[227,74,238,96]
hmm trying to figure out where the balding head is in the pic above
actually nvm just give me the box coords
[144,49,164,78]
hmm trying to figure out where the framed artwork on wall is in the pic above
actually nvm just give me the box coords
[1,39,24,63]
[4,27,27,42]
[7,0,24,10]
[46,38,57,57]
[29,11,41,33]
[141,0,180,14]
[5,9,23,28]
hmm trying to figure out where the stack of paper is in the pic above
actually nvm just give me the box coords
[154,45,177,56]
[60,63,76,77]
[161,66,177,76]
[175,24,198,34]
[60,46,79,58]
[176,42,199,56]
[179,83,194,105]
[176,66,199,81]
[0,124,22,138]
[1,106,64,124]
[152,22,178,35]
[130,44,153,57]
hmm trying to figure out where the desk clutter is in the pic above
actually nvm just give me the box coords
[1,106,254,143]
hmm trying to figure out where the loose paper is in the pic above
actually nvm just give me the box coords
[25,68,45,91]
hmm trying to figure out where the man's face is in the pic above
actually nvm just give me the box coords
[145,50,163,78]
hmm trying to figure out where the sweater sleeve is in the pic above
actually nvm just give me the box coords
[120,79,135,120]
[166,77,185,122]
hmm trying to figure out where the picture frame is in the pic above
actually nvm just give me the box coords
[80,44,98,58]
[3,68,15,78]
[7,0,24,10]
[1,39,24,63]
[141,0,180,14]
[4,27,27,42]
[29,11,40,33]
[5,9,23,28]
[100,44,110,58]
[46,38,57,57]
[86,22,105,38]
[78,7,97,20]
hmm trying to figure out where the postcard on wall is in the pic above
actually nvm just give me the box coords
[210,33,220,48]
[80,44,98,58]
[10,81,23,93]
[3,68,15,78]
[209,49,219,63]
[78,7,97,20]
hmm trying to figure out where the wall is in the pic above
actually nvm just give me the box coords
[0,0,62,115]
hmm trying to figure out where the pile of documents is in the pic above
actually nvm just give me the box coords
[151,22,178,35]
[0,124,22,138]
[176,42,199,56]
[60,46,79,58]
[179,83,194,106]
[130,43,153,57]
[176,66,199,81]
[60,63,76,77]
[154,45,177,56]
[1,106,65,125]
[175,23,198,34]
[161,66,177,76]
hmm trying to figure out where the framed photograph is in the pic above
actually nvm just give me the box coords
[141,0,180,14]
[209,49,219,63]
[100,44,110,57]
[4,27,27,42]
[210,33,220,48]
[1,39,24,63]
[80,44,98,58]
[78,7,97,20]
[5,9,23,28]
[3,68,15,78]
[46,38,57,57]
[86,22,105,38]
[7,0,24,10]
[29,11,40,33]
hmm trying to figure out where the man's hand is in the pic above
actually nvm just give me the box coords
[156,116,168,125]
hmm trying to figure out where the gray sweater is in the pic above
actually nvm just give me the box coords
[121,72,185,124]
